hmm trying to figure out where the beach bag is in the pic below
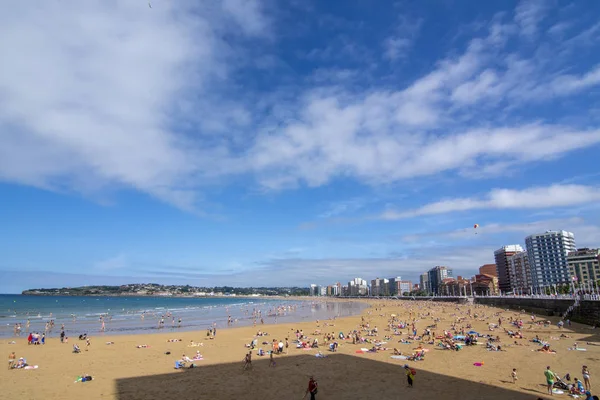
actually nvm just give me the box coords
[410,368,417,376]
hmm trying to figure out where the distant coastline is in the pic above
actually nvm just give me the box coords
[20,283,311,298]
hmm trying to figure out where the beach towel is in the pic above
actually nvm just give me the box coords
[360,348,370,352]
[473,362,484,367]
[24,365,38,370]
[390,355,408,360]
[355,350,364,354]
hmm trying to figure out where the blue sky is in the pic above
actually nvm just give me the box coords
[1,0,600,293]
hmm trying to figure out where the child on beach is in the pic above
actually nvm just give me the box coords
[512,368,518,383]
[8,352,16,369]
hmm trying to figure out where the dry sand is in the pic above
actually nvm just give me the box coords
[2,299,599,400]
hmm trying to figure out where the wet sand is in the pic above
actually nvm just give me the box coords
[2,299,598,400]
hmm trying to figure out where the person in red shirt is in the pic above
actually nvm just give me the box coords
[305,376,318,400]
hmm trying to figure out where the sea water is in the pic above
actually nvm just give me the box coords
[0,294,368,338]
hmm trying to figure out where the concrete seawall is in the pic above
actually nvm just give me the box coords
[473,297,600,327]
[365,296,600,326]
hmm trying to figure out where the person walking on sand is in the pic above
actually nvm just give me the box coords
[304,376,318,400]
[243,351,252,370]
[545,366,556,396]
[582,365,591,391]
[404,365,415,388]
[511,368,518,383]
[269,350,276,367]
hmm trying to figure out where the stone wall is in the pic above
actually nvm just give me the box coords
[474,297,600,326]
[574,301,600,327]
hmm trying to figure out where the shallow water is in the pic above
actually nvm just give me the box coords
[0,294,367,338]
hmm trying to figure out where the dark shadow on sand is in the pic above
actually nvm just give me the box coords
[114,353,547,400]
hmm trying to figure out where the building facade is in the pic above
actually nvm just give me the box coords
[526,231,576,289]
[508,251,532,294]
[494,245,523,293]
[398,280,412,295]
[427,266,453,295]
[479,264,497,277]
[348,278,368,296]
[568,248,600,287]
[370,278,385,296]
[420,273,430,294]
[387,277,401,296]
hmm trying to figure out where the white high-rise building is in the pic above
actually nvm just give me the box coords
[525,230,576,289]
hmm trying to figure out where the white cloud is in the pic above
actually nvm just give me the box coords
[0,1,262,210]
[515,0,547,37]
[221,0,270,36]
[1,1,600,211]
[382,184,600,220]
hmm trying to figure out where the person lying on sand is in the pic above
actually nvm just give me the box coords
[167,339,182,342]
[188,341,204,347]
[136,344,149,348]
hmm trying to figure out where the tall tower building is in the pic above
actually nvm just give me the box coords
[508,251,532,294]
[525,230,576,288]
[420,273,429,294]
[427,266,453,295]
[494,245,523,293]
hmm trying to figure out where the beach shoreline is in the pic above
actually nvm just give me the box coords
[1,295,368,339]
[2,298,599,400]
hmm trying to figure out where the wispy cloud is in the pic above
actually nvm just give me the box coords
[383,16,423,60]
[1,1,600,212]
[515,0,548,37]
[382,184,600,220]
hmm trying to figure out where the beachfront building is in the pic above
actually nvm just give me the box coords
[387,277,402,296]
[479,264,497,277]
[472,274,498,296]
[494,245,523,294]
[427,266,453,295]
[420,273,430,295]
[526,231,576,291]
[568,248,600,288]
[348,278,368,296]
[371,278,389,296]
[310,284,318,296]
[398,280,412,296]
[507,251,532,295]
[441,276,471,296]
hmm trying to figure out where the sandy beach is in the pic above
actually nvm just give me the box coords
[2,299,599,400]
